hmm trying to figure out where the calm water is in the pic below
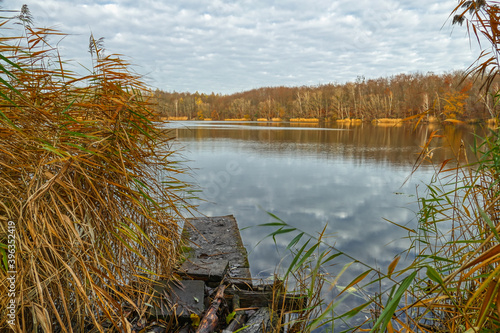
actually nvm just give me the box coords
[166,120,480,329]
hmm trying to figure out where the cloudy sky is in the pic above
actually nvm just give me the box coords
[3,0,479,94]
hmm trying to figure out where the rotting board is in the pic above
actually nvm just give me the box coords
[178,215,252,288]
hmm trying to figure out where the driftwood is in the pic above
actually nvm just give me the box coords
[237,307,273,333]
[196,285,226,333]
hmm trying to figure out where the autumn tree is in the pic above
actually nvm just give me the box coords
[442,82,472,119]
[151,72,497,121]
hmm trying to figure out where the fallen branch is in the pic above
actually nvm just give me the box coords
[196,285,227,333]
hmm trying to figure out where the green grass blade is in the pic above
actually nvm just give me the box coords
[426,265,444,286]
[479,207,500,242]
[286,231,304,250]
[292,243,320,273]
[266,211,286,223]
[339,299,372,319]
[256,222,287,227]
[285,239,311,278]
[370,271,417,332]
[0,53,26,74]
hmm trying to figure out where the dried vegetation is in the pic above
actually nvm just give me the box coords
[0,7,191,332]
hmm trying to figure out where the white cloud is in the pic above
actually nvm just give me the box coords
[1,0,482,94]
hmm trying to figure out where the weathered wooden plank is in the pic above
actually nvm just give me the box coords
[150,280,205,319]
[224,289,307,311]
[179,257,230,283]
[178,215,252,287]
[237,308,274,333]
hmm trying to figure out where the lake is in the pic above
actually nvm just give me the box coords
[166,120,480,329]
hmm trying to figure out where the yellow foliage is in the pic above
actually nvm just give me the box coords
[290,118,319,122]
[190,313,200,327]
[373,118,403,124]
[167,116,188,120]
[336,118,352,123]
[197,109,204,120]
[211,109,219,120]
[442,83,471,119]
[372,118,403,127]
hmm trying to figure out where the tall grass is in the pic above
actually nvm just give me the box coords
[261,2,500,330]
[0,7,191,332]
[261,123,500,332]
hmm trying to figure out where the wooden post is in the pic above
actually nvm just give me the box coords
[222,294,247,333]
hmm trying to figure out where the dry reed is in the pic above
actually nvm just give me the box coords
[289,118,320,122]
[0,10,191,332]
[167,116,189,121]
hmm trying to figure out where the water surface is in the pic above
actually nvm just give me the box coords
[167,120,479,328]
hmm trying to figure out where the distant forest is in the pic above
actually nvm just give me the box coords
[151,71,500,121]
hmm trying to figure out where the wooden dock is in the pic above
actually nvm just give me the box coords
[178,215,252,287]
[150,215,304,333]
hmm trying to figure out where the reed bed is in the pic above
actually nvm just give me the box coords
[336,118,352,123]
[167,116,189,121]
[373,122,403,127]
[372,118,403,127]
[372,118,403,124]
[224,118,250,121]
[0,12,191,332]
[256,118,282,122]
[336,118,364,123]
[289,118,320,122]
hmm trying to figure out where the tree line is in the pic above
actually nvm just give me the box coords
[150,71,500,121]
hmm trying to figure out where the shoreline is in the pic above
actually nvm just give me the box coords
[160,117,498,126]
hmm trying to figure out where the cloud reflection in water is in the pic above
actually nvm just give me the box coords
[172,123,436,281]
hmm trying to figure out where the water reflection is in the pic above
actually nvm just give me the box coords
[168,121,478,166]
[167,121,483,330]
